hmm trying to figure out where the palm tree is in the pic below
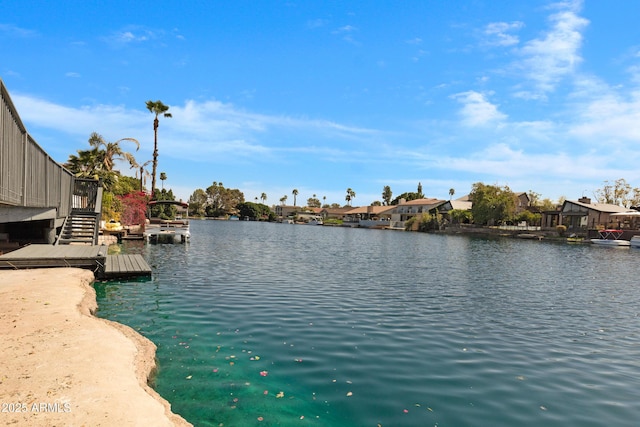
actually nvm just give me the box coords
[280,195,287,205]
[65,132,139,192]
[449,188,455,200]
[131,159,152,192]
[261,193,267,204]
[88,132,139,172]
[160,172,167,190]
[146,100,172,197]
[345,188,356,206]
[292,189,299,206]
[323,196,326,206]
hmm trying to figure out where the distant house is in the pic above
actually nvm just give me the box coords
[344,205,394,220]
[387,198,445,228]
[545,197,630,231]
[515,192,531,214]
[274,205,300,219]
[436,197,473,213]
[321,207,354,221]
[342,205,394,228]
[436,196,473,223]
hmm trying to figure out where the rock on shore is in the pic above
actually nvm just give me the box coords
[0,268,191,426]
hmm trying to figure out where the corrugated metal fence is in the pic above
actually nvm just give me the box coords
[0,78,74,217]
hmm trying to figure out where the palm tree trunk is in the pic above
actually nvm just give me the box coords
[151,117,159,197]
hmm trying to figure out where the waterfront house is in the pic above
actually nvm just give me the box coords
[436,197,473,223]
[515,192,531,214]
[547,197,630,231]
[0,79,102,249]
[343,205,394,228]
[388,198,445,229]
[320,207,354,221]
[275,204,300,220]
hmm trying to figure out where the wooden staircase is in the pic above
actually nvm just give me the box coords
[57,212,100,245]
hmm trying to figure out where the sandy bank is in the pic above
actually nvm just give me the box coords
[0,268,191,426]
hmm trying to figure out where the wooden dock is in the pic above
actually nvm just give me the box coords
[103,254,152,279]
[0,244,151,280]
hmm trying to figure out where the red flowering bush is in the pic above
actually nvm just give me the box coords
[118,192,149,226]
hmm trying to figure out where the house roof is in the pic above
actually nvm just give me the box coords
[397,197,444,206]
[344,205,394,215]
[321,207,354,215]
[563,200,629,214]
[448,200,472,210]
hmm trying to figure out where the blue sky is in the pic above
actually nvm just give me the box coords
[2,0,640,206]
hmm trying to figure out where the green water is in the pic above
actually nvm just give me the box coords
[95,221,640,426]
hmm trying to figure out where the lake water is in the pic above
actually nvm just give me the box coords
[94,220,640,426]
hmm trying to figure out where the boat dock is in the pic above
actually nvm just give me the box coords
[0,244,151,280]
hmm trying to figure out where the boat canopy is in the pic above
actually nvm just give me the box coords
[148,200,189,208]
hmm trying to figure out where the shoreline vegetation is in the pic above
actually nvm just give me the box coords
[0,268,191,427]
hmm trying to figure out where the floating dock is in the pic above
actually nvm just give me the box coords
[0,244,151,280]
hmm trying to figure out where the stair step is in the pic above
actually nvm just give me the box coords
[57,213,99,245]
[59,239,94,244]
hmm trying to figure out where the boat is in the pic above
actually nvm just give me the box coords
[590,229,630,247]
[630,236,640,248]
[143,200,190,243]
[566,234,585,243]
[307,217,323,225]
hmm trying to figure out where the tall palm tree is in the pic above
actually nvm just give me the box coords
[160,172,167,190]
[449,188,455,200]
[261,193,267,204]
[146,100,172,197]
[292,189,299,206]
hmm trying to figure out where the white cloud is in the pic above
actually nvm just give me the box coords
[483,21,524,47]
[515,0,588,98]
[405,37,423,45]
[0,23,37,38]
[451,91,507,126]
[11,94,380,167]
[102,27,157,46]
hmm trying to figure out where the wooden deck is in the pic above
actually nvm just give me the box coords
[0,244,151,280]
[103,254,152,280]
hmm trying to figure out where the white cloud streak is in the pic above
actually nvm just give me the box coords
[514,0,588,98]
[483,21,524,47]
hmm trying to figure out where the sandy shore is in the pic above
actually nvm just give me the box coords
[0,268,191,426]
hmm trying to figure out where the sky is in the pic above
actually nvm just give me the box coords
[2,0,640,206]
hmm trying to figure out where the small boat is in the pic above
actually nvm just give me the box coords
[590,229,630,247]
[307,217,323,225]
[630,236,640,248]
[144,200,190,243]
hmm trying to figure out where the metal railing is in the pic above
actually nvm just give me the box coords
[0,78,76,218]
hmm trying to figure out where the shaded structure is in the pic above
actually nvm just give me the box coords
[0,79,152,279]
